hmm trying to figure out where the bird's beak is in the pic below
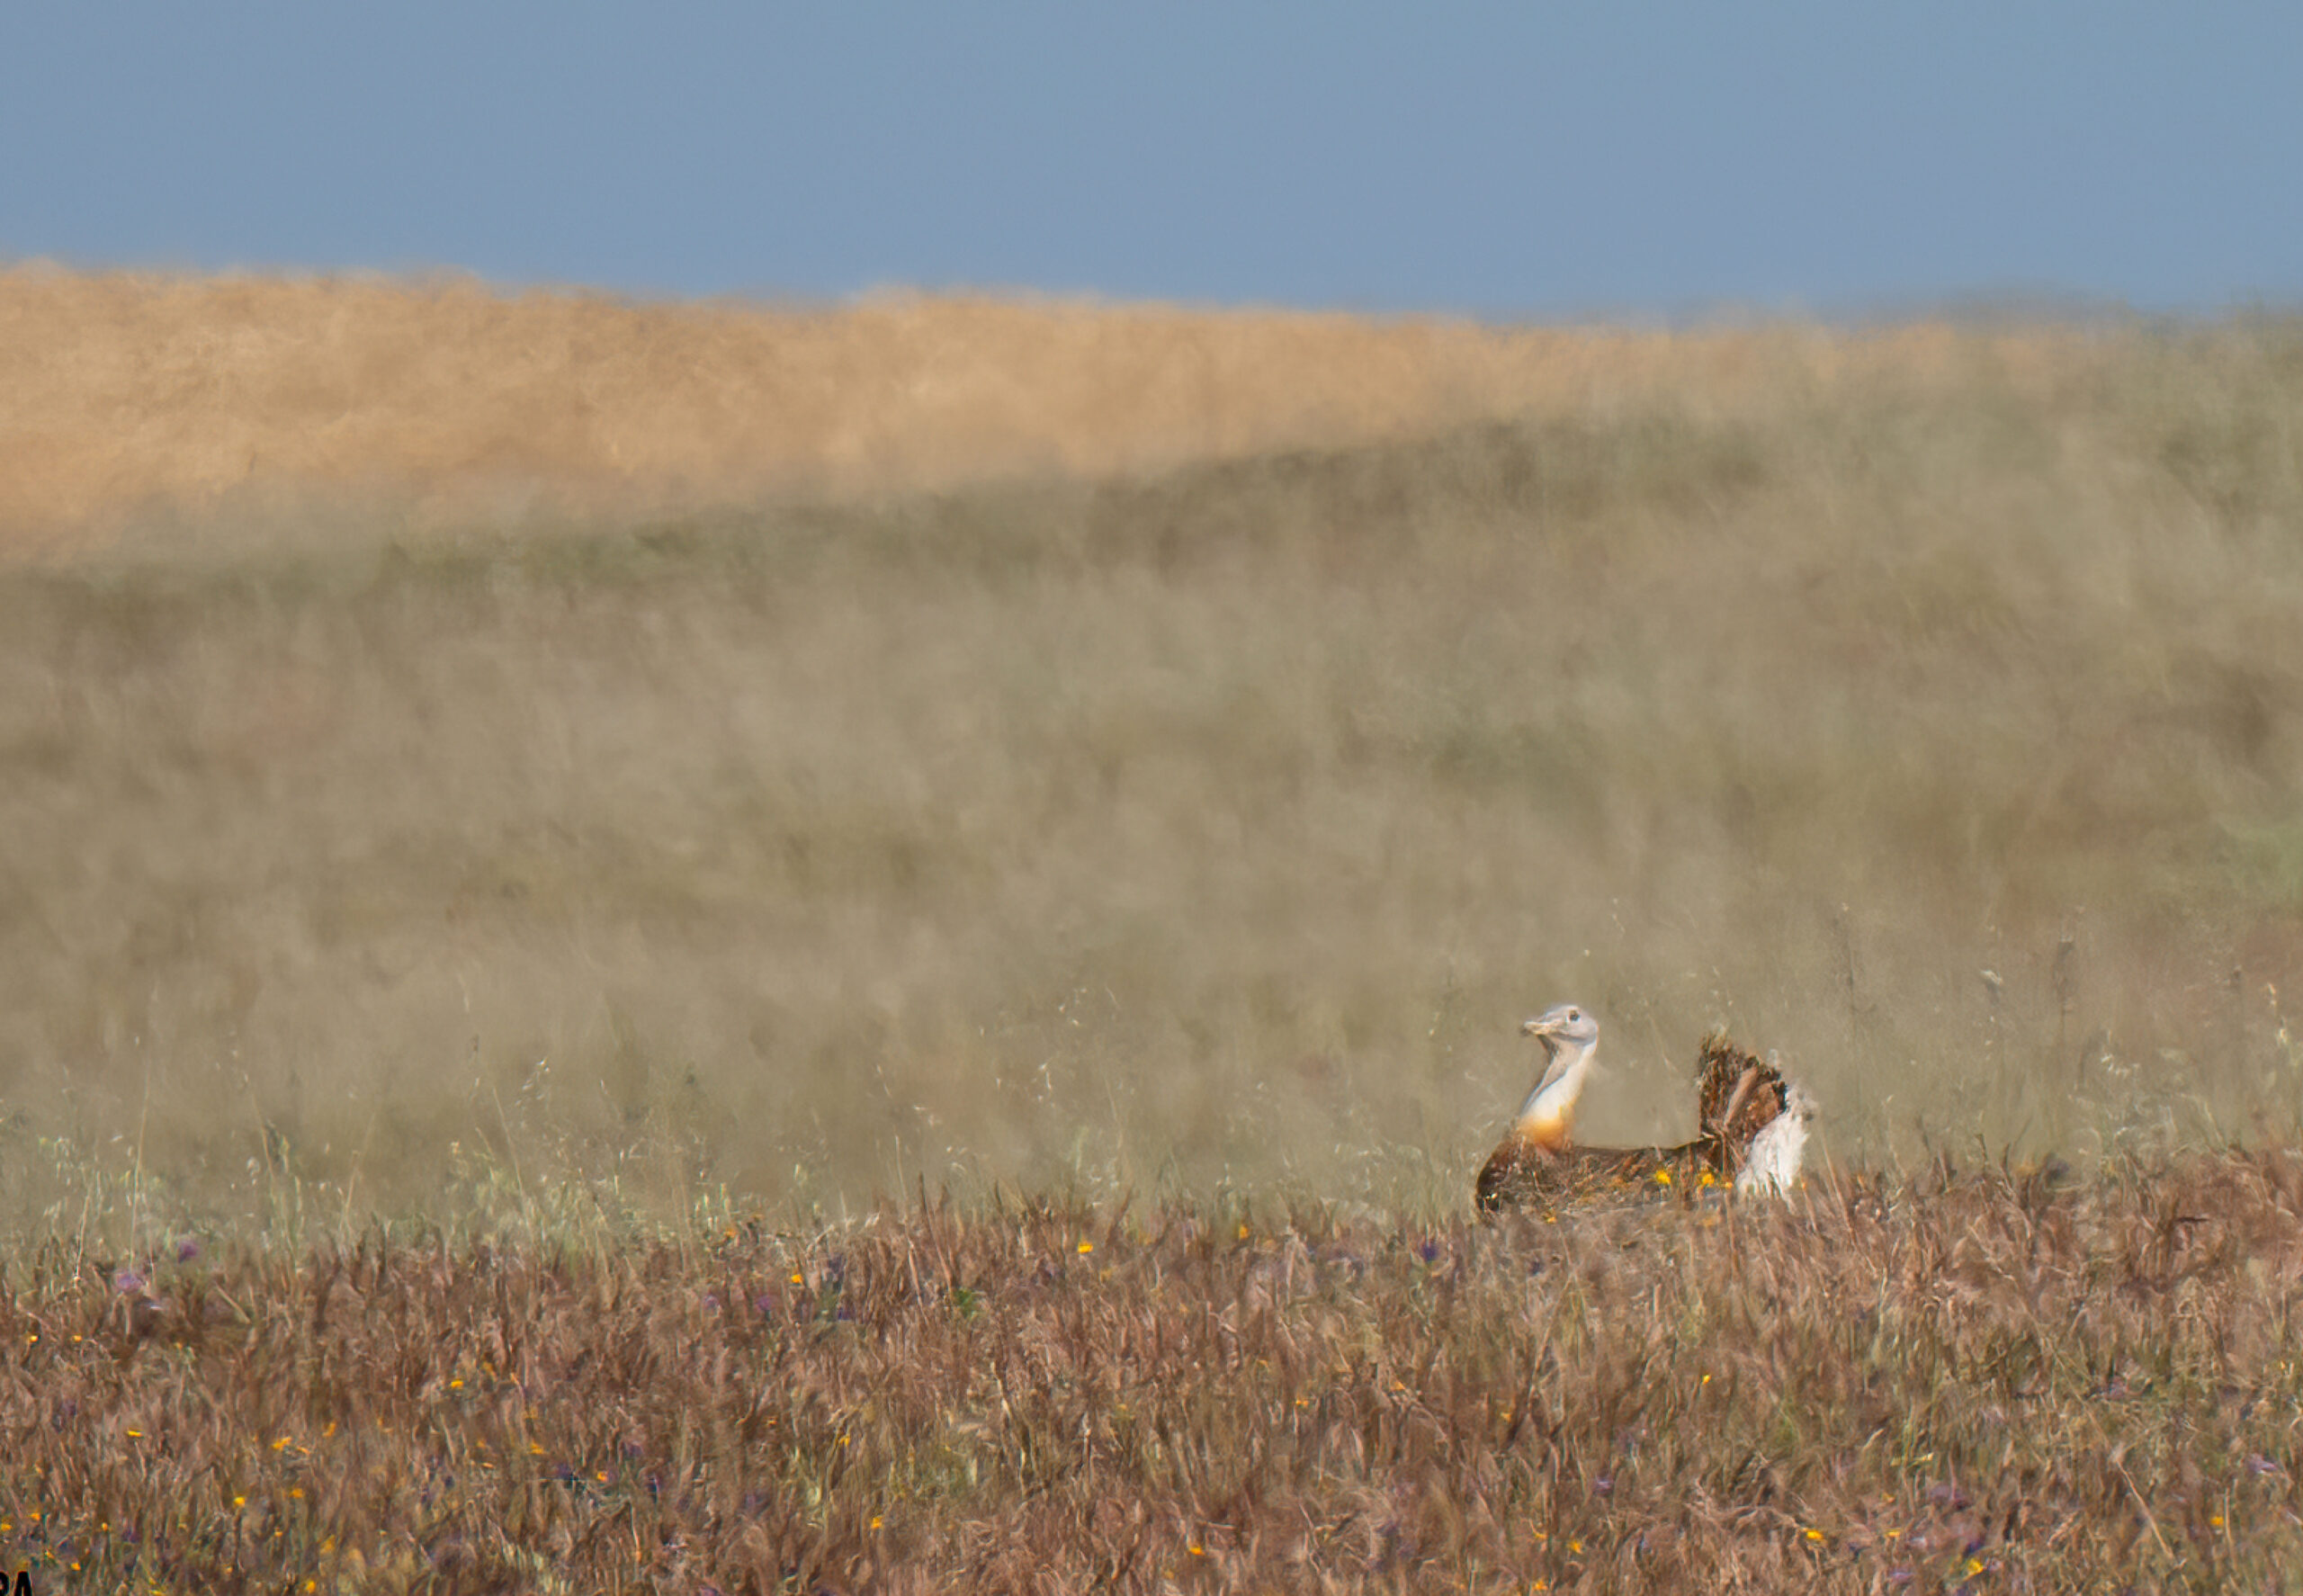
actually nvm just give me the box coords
[1521,1016,1560,1039]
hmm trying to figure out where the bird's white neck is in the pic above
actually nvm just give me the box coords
[1513,1037,1598,1149]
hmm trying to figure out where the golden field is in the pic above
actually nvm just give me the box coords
[2,265,2080,555]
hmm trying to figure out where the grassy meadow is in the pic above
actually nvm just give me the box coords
[4,271,2303,1586]
[13,1161,2303,1591]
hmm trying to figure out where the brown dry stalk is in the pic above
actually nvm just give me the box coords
[5,1154,2303,1591]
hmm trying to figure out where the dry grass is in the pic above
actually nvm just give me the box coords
[5,268,2303,1588]
[8,1159,2303,1592]
[1,265,2091,557]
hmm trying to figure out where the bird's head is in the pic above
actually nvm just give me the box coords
[1520,1002,1599,1057]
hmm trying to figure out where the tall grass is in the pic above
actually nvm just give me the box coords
[6,1158,2303,1590]
[2,316,2302,1230]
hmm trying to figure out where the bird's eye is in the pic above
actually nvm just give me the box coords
[1567,1009,1581,1021]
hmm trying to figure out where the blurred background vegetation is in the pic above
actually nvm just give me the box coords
[3,279,2301,1236]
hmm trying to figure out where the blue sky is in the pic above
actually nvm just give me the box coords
[4,4,2298,318]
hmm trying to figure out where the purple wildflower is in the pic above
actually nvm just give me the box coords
[112,1269,146,1295]
[175,1238,201,1263]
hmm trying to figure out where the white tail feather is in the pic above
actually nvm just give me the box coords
[1735,1082,1815,1196]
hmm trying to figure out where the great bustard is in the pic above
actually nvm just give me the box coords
[1475,1004,1814,1212]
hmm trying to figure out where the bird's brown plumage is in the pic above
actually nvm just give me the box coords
[1476,1031,1793,1213]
